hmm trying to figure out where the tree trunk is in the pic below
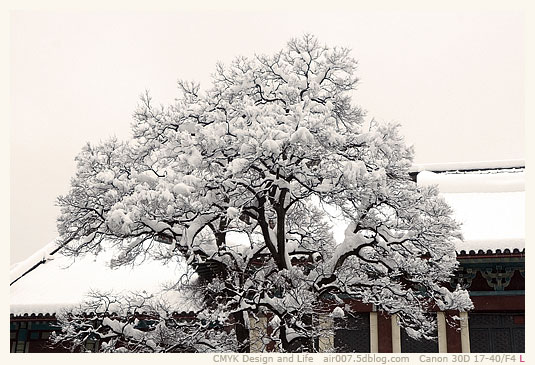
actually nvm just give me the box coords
[234,311,250,353]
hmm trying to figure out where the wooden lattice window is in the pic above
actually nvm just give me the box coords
[469,313,524,353]
[334,313,370,353]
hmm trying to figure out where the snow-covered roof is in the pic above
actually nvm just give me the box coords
[11,164,525,315]
[10,239,198,316]
[416,169,524,193]
[416,168,525,254]
[411,159,525,173]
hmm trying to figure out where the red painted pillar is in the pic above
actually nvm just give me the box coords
[377,312,392,353]
[445,310,462,353]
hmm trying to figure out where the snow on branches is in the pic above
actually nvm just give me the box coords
[56,34,472,352]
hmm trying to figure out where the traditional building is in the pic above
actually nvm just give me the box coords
[324,160,525,353]
[413,160,524,353]
[250,161,525,353]
[10,240,198,352]
[10,161,525,353]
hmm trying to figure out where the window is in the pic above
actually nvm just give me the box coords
[334,313,370,352]
[15,341,26,353]
[469,313,524,353]
[401,328,438,353]
[85,339,98,352]
[285,313,319,352]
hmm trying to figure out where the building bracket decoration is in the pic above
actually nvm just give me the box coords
[480,266,516,291]
[450,267,477,289]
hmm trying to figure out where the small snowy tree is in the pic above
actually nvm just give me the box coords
[55,34,472,352]
[50,290,239,353]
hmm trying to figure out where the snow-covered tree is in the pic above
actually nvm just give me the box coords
[55,34,472,352]
[51,289,239,353]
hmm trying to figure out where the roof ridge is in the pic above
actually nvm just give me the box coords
[411,159,525,173]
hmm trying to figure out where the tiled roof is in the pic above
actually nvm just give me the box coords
[411,159,525,172]
[416,166,525,255]
[11,163,525,315]
[10,239,199,316]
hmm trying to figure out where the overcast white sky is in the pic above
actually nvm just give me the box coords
[10,10,525,263]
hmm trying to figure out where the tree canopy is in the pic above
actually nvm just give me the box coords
[55,34,472,352]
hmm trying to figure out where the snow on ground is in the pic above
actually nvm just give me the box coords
[10,239,197,315]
